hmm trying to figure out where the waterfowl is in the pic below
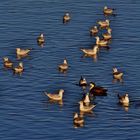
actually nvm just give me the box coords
[103,6,115,15]
[90,26,98,36]
[58,58,68,71]
[79,101,96,113]
[89,82,107,96]
[81,45,99,56]
[37,33,45,45]
[83,93,90,106]
[97,19,110,28]
[113,67,123,80]
[95,36,108,47]
[16,48,31,56]
[3,57,13,68]
[118,93,129,106]
[63,13,71,23]
[79,76,87,87]
[45,89,64,101]
[13,62,24,73]
[102,27,112,40]
[73,113,84,127]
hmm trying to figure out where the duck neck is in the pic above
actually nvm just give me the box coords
[64,59,67,65]
[96,37,99,44]
[59,92,63,98]
[90,84,94,90]
[74,113,78,119]
[125,96,129,103]
[85,94,90,103]
[80,102,84,109]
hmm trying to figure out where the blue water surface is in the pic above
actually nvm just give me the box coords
[0,0,140,140]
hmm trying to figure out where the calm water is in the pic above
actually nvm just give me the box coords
[0,0,140,139]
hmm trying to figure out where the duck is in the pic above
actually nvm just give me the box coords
[83,93,90,106]
[95,36,108,47]
[81,45,99,56]
[113,67,123,80]
[13,62,24,73]
[63,13,71,23]
[73,113,84,127]
[16,48,31,56]
[37,33,45,45]
[79,76,87,87]
[118,93,129,106]
[79,101,96,113]
[58,58,68,71]
[103,6,115,15]
[102,27,112,40]
[89,82,107,96]
[3,57,13,68]
[90,26,98,36]
[97,19,110,28]
[45,89,64,101]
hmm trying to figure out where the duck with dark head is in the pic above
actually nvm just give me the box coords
[89,82,107,96]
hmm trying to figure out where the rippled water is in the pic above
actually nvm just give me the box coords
[0,0,140,139]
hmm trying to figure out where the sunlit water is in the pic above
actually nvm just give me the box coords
[0,0,140,140]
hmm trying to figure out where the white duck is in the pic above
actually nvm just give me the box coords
[79,101,96,112]
[81,45,99,55]
[45,89,64,101]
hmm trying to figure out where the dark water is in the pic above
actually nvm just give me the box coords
[0,0,140,139]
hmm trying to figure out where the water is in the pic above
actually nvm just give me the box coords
[0,0,140,139]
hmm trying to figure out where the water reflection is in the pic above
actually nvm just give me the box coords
[81,54,98,62]
[48,99,63,106]
[112,78,124,84]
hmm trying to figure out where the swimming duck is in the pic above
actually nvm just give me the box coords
[16,48,31,56]
[3,57,13,68]
[79,101,96,113]
[63,13,71,23]
[58,58,68,71]
[79,76,87,87]
[95,36,108,47]
[113,67,123,80]
[73,113,84,127]
[45,89,64,101]
[97,19,110,28]
[13,62,24,73]
[103,6,115,15]
[102,27,112,40]
[37,33,45,45]
[81,45,99,56]
[83,93,90,106]
[90,26,98,36]
[89,82,107,96]
[118,93,129,106]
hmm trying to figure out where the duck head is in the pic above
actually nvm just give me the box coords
[107,27,112,34]
[16,48,21,52]
[58,89,64,96]
[104,6,108,10]
[63,58,68,65]
[65,13,70,16]
[106,19,110,24]
[3,57,9,62]
[113,67,118,73]
[40,33,44,38]
[89,82,96,90]
[74,113,78,119]
[19,62,23,68]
